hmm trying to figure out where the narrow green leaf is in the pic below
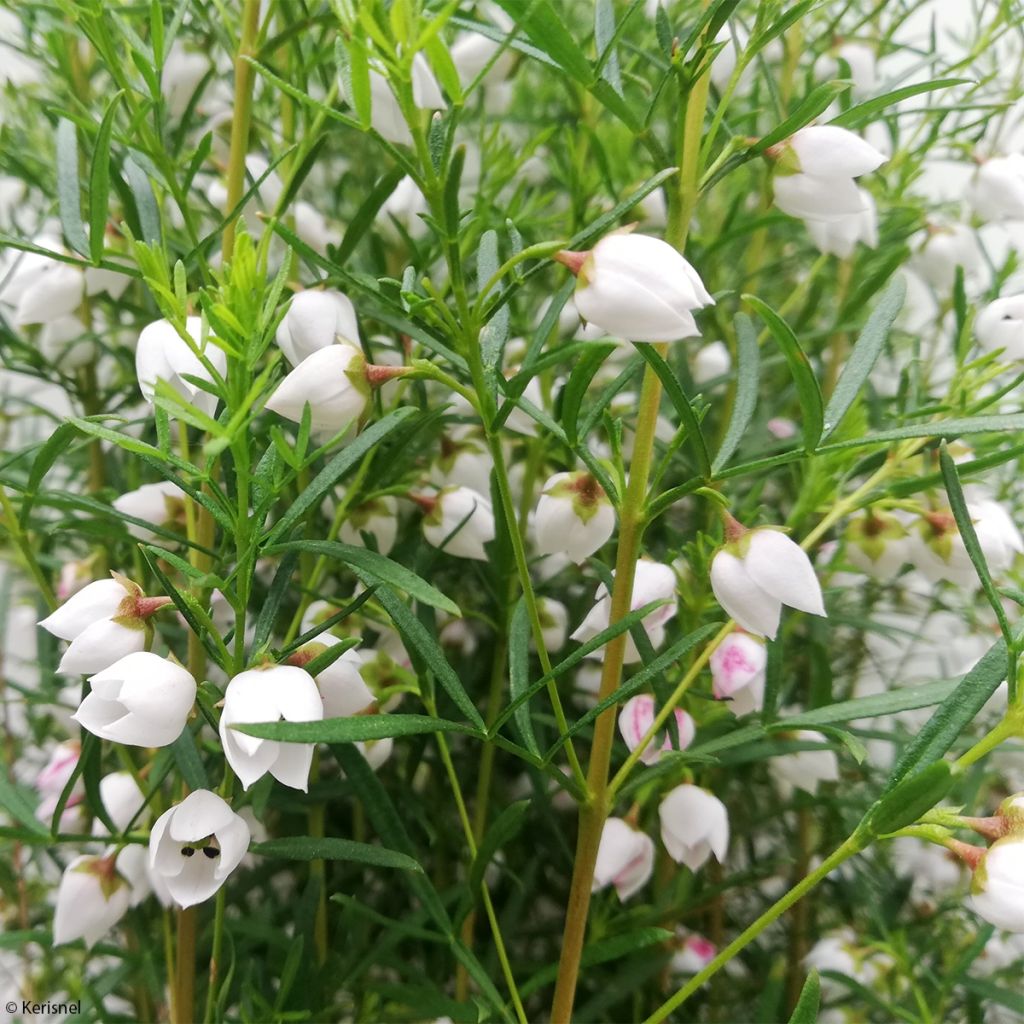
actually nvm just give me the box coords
[335,165,406,266]
[816,415,1024,452]
[268,540,460,617]
[123,155,161,245]
[265,407,417,543]
[234,713,475,743]
[171,728,209,790]
[594,0,622,95]
[744,294,824,451]
[492,0,592,83]
[712,313,759,474]
[478,229,508,388]
[0,773,49,839]
[865,761,953,836]
[88,91,124,264]
[468,800,528,893]
[821,275,905,441]
[56,119,89,257]
[830,77,971,130]
[508,599,540,757]
[635,345,711,478]
[372,586,485,729]
[787,971,821,1024]
[561,343,618,445]
[939,443,1013,644]
[252,836,423,872]
[19,423,77,528]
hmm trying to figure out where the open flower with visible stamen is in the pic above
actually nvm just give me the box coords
[148,790,250,909]
[38,573,172,675]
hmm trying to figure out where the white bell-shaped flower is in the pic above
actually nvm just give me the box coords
[805,188,879,258]
[592,817,655,901]
[219,665,324,791]
[967,155,1024,222]
[275,290,360,367]
[692,340,732,384]
[709,632,767,716]
[148,790,251,908]
[74,653,196,747]
[617,694,695,765]
[535,597,569,653]
[816,41,876,97]
[350,55,444,145]
[843,509,910,578]
[339,495,399,555]
[14,261,84,326]
[135,316,227,417]
[534,471,615,564]
[915,223,983,291]
[659,784,729,870]
[92,771,148,836]
[709,524,826,640]
[160,41,210,118]
[572,560,677,664]
[53,852,131,947]
[299,639,376,719]
[968,836,1024,933]
[557,233,714,342]
[769,730,840,795]
[112,480,187,541]
[670,930,717,975]
[421,486,496,561]
[976,294,1024,361]
[265,343,369,435]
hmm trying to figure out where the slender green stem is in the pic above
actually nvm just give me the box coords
[955,711,1024,770]
[0,486,56,611]
[173,906,197,1024]
[643,833,868,1024]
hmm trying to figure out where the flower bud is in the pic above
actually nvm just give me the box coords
[968,836,1024,933]
[592,817,655,901]
[265,343,370,435]
[709,522,826,640]
[659,784,729,870]
[275,290,359,367]
[74,652,197,747]
[534,471,615,564]
[709,631,767,716]
[556,232,714,342]
[112,480,188,541]
[617,694,695,765]
[421,486,496,562]
[53,852,131,947]
[843,509,909,578]
[38,574,171,675]
[136,316,227,417]
[975,294,1024,361]
[572,559,677,664]
[219,665,324,791]
[149,790,250,908]
[967,154,1024,222]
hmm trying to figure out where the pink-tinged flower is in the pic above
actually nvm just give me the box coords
[592,817,655,901]
[766,417,797,440]
[709,522,826,640]
[148,790,250,908]
[659,785,729,870]
[617,695,695,765]
[710,632,767,716]
[670,929,717,974]
[35,740,84,829]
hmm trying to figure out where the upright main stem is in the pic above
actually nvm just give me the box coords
[549,356,665,1023]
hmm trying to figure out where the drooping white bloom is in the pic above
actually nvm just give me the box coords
[617,694,695,764]
[135,316,227,417]
[53,853,131,947]
[14,261,84,326]
[968,837,1024,932]
[421,486,495,561]
[572,560,677,664]
[916,223,983,291]
[772,126,886,223]
[148,790,251,908]
[976,294,1024,361]
[908,502,1023,587]
[769,730,840,795]
[805,188,879,258]
[804,928,883,996]
[534,471,615,564]
[160,41,210,118]
[692,340,731,384]
[559,233,714,342]
[380,175,429,238]
[265,343,369,435]
[302,640,377,719]
[294,201,338,256]
[112,480,187,541]
[450,6,516,88]
[843,510,910,578]
[38,575,169,676]
[350,55,444,145]
[709,525,826,640]
[275,290,360,367]
[536,597,569,653]
[75,653,196,747]
[709,632,767,716]
[967,155,1024,222]
[816,41,877,97]
[592,817,655,901]
[35,740,83,829]
[38,313,93,369]
[659,784,729,870]
[220,666,323,791]
[339,496,399,555]
[93,771,148,836]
